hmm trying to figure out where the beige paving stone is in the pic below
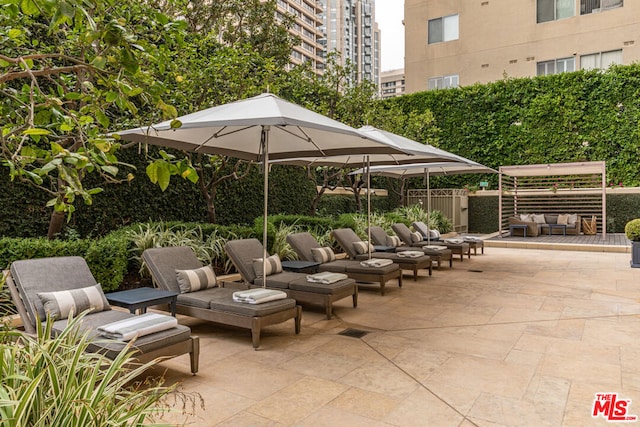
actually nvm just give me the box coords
[247,376,349,425]
[279,349,365,380]
[296,405,389,426]
[538,353,621,389]
[328,387,401,420]
[338,360,421,399]
[384,386,465,426]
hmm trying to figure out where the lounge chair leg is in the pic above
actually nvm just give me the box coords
[380,281,386,296]
[398,274,403,288]
[352,288,358,308]
[325,298,333,320]
[294,306,302,334]
[450,258,453,268]
[429,264,432,276]
[413,268,418,281]
[190,336,200,375]
[251,319,262,350]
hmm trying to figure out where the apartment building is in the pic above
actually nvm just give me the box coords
[276,0,326,74]
[404,0,640,94]
[380,68,406,98]
[323,0,382,85]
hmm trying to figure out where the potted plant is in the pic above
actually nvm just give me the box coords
[624,219,640,267]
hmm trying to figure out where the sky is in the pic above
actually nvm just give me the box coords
[376,0,405,71]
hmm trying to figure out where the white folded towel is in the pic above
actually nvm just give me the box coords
[396,251,424,258]
[306,271,349,284]
[463,236,482,242]
[360,258,394,267]
[98,313,178,341]
[233,288,287,304]
[422,245,447,251]
[444,238,464,244]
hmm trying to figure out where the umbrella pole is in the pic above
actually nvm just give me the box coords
[262,126,270,287]
[427,169,431,245]
[366,155,372,260]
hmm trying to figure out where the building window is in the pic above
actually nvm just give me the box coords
[537,0,575,23]
[536,57,575,75]
[428,74,459,90]
[580,49,623,70]
[428,14,459,44]
[581,0,623,14]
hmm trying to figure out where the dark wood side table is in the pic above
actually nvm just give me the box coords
[509,224,528,237]
[281,260,320,274]
[106,287,179,316]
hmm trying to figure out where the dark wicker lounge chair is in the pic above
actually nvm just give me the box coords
[5,256,200,374]
[142,246,301,349]
[392,223,470,261]
[367,226,453,269]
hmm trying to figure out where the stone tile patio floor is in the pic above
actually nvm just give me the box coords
[148,245,640,426]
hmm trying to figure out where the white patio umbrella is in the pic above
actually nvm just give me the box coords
[350,161,497,243]
[271,125,473,257]
[114,93,409,281]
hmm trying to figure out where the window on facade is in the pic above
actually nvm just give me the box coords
[536,57,575,75]
[580,49,623,70]
[428,14,459,44]
[428,74,459,90]
[537,0,575,23]
[581,0,623,14]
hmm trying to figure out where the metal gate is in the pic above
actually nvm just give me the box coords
[406,189,468,232]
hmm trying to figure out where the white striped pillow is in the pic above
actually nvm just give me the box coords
[410,231,423,243]
[37,284,110,320]
[176,265,217,293]
[311,247,336,263]
[386,235,402,247]
[252,254,283,278]
[353,241,374,255]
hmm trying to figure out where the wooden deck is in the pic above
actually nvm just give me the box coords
[485,232,631,252]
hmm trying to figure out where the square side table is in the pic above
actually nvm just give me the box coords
[106,287,179,316]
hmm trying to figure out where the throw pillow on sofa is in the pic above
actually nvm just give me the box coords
[557,214,569,225]
[567,214,577,225]
[532,214,546,224]
[519,214,531,221]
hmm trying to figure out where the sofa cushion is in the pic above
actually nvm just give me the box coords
[519,214,531,221]
[532,214,546,224]
[557,214,569,225]
[567,214,578,225]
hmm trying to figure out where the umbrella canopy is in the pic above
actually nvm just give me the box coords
[115,94,409,282]
[349,161,497,178]
[116,94,407,161]
[272,125,463,167]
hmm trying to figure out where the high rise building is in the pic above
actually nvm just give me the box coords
[322,0,382,85]
[380,69,405,98]
[404,0,638,94]
[276,0,326,74]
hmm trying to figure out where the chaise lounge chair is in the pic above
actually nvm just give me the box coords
[367,226,453,270]
[286,232,403,296]
[142,246,301,349]
[224,238,357,319]
[331,228,433,280]
[413,221,484,255]
[5,256,200,374]
[392,223,471,261]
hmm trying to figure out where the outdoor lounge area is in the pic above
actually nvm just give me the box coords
[142,243,640,426]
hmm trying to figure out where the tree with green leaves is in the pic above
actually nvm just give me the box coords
[0,0,197,238]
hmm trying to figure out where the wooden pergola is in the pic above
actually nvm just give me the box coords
[499,161,607,239]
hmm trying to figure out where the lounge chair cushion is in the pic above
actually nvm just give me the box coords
[410,231,423,243]
[353,241,374,255]
[51,309,192,359]
[142,247,205,294]
[37,284,110,320]
[176,265,217,293]
[254,271,304,289]
[288,277,350,295]
[176,286,295,316]
[252,254,282,278]
[311,247,336,263]
[412,221,430,238]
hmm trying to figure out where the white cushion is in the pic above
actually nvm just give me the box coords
[311,247,336,263]
[410,231,423,243]
[532,214,546,224]
[37,284,110,320]
[252,254,283,278]
[567,214,578,225]
[519,214,531,221]
[429,230,440,239]
[557,214,569,225]
[176,265,217,293]
[386,235,402,247]
[353,241,374,255]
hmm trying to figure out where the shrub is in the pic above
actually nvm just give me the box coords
[624,219,640,242]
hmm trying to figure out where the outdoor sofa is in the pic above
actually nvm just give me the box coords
[508,213,582,237]
[331,228,433,280]
[142,246,301,349]
[224,238,357,319]
[5,256,200,374]
[286,232,402,296]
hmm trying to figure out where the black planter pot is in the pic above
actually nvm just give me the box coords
[631,241,640,268]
